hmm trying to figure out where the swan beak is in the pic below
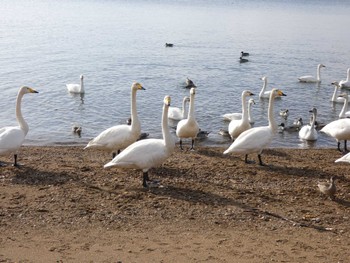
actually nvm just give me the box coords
[277,90,286,96]
[140,86,146,90]
[29,88,39,93]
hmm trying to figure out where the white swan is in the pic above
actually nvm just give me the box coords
[224,89,286,165]
[104,96,175,188]
[228,90,254,140]
[66,75,84,93]
[176,88,199,150]
[0,86,38,166]
[84,82,145,157]
[320,118,350,152]
[298,64,326,83]
[168,96,190,120]
[338,93,350,119]
[330,81,350,103]
[339,68,350,88]
[299,108,318,141]
[335,151,350,163]
[259,76,272,99]
[222,98,255,124]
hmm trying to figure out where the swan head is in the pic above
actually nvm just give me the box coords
[309,107,317,115]
[132,82,145,91]
[331,81,340,87]
[183,96,190,103]
[190,87,196,95]
[318,64,326,68]
[164,95,171,106]
[271,89,286,98]
[20,86,39,94]
[80,75,84,80]
[248,98,256,105]
[243,90,254,97]
[260,76,267,81]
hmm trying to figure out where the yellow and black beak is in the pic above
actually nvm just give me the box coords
[28,87,39,93]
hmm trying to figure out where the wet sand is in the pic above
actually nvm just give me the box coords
[1,146,350,262]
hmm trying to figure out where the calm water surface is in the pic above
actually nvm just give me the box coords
[1,0,350,149]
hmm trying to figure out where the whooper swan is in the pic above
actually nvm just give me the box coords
[224,89,286,165]
[298,64,325,83]
[0,86,38,166]
[222,98,255,124]
[299,108,318,141]
[168,96,190,120]
[339,68,350,88]
[84,82,145,158]
[66,75,85,94]
[104,96,175,188]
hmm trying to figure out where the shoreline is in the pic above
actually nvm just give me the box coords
[1,146,350,262]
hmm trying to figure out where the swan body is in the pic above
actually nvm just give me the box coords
[317,177,336,200]
[224,89,286,165]
[298,64,325,83]
[339,68,350,88]
[299,108,318,141]
[223,98,255,124]
[335,151,350,163]
[338,93,350,119]
[168,96,190,120]
[228,90,254,140]
[330,81,350,103]
[0,86,38,166]
[320,118,350,152]
[176,88,199,150]
[66,75,84,93]
[84,82,145,157]
[104,96,175,188]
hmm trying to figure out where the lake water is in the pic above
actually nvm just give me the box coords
[1,0,350,149]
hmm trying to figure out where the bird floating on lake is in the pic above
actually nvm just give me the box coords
[298,64,325,83]
[239,57,249,63]
[339,68,350,88]
[66,75,85,94]
[241,51,249,56]
[185,77,196,89]
[279,109,289,120]
[165,43,174,47]
[0,86,38,166]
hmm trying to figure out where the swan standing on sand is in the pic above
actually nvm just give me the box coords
[0,86,39,166]
[320,118,350,152]
[224,89,286,165]
[317,177,336,200]
[339,68,350,88]
[330,81,350,103]
[84,82,145,158]
[298,64,326,83]
[66,75,85,93]
[176,88,199,150]
[228,90,254,140]
[299,108,318,141]
[104,96,175,188]
[223,98,255,124]
[168,96,190,120]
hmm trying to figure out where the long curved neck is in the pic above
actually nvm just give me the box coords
[188,94,195,121]
[339,96,348,118]
[80,77,84,92]
[347,69,350,81]
[260,78,267,96]
[247,101,253,121]
[162,104,174,147]
[331,85,339,102]
[130,88,140,131]
[268,93,277,131]
[241,94,248,120]
[181,99,188,118]
[316,65,321,81]
[310,112,316,129]
[16,89,29,135]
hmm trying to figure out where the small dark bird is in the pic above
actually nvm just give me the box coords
[185,77,197,88]
[241,51,249,56]
[165,43,174,47]
[318,176,337,200]
[239,57,249,63]
[72,125,82,137]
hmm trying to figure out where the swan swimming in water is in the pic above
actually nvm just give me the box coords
[338,93,350,119]
[104,96,175,188]
[298,64,325,83]
[224,89,286,165]
[0,86,39,166]
[299,108,318,141]
[339,68,350,88]
[223,98,255,124]
[84,82,145,158]
[176,88,199,150]
[228,90,254,140]
[66,75,85,94]
[168,96,190,120]
[330,81,350,103]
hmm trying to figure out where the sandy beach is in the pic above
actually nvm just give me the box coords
[1,145,350,262]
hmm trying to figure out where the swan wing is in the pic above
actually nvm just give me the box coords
[168,107,182,120]
[0,126,25,155]
[104,139,170,170]
[299,125,318,141]
[228,119,251,139]
[222,113,242,121]
[298,75,316,83]
[224,126,272,154]
[320,119,350,140]
[66,84,81,93]
[85,124,139,150]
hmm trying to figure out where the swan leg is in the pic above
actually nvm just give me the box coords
[179,139,184,150]
[142,172,149,187]
[244,154,250,164]
[258,154,265,166]
[344,140,348,153]
[190,139,195,151]
[12,154,19,167]
[112,150,121,159]
[337,142,342,152]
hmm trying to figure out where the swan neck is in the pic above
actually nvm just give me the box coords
[339,97,348,118]
[259,78,267,97]
[16,89,29,135]
[247,102,253,121]
[188,94,195,121]
[241,94,248,120]
[347,68,350,81]
[268,93,277,131]
[80,77,84,92]
[310,112,316,129]
[181,98,188,118]
[331,86,338,102]
[130,88,140,131]
[317,65,321,81]
[162,103,174,147]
